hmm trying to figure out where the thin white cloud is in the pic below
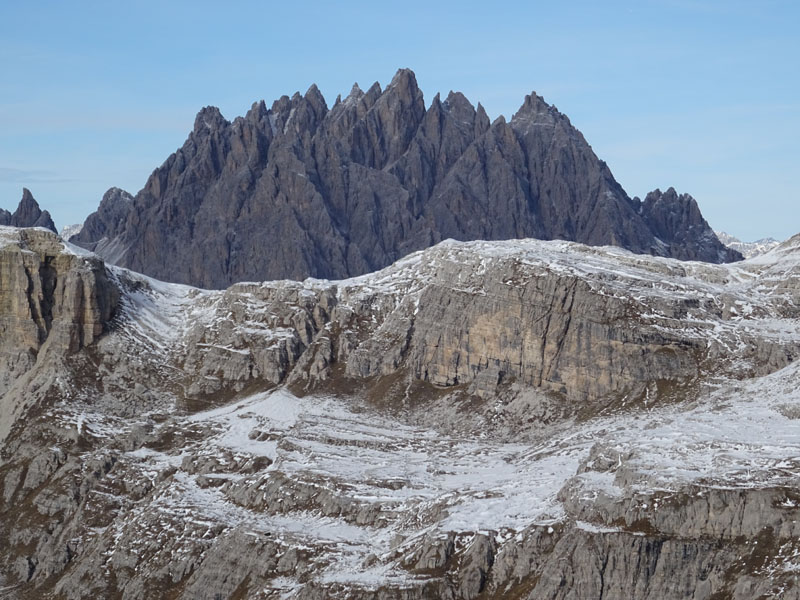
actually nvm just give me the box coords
[0,167,76,184]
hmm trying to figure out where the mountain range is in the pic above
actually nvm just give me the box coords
[2,69,796,600]
[69,69,740,288]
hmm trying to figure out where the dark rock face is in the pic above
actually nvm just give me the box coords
[636,187,741,262]
[69,187,134,253]
[74,69,740,288]
[0,189,57,233]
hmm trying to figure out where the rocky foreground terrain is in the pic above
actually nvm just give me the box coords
[70,69,740,288]
[1,225,799,599]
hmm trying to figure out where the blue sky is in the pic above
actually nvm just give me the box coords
[1,0,797,241]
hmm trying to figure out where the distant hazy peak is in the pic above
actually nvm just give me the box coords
[715,231,781,259]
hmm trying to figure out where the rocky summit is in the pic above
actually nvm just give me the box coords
[0,189,57,233]
[1,224,798,599]
[71,69,740,289]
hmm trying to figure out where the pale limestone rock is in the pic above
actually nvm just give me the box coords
[0,235,799,599]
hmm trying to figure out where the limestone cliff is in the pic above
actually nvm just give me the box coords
[0,226,118,440]
[0,233,797,599]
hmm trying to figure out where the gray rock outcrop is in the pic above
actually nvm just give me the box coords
[637,187,728,262]
[0,189,57,232]
[0,227,119,439]
[68,187,133,258]
[73,69,741,289]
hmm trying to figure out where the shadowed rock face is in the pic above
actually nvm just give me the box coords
[69,187,133,254]
[73,69,741,289]
[636,187,729,262]
[0,189,57,233]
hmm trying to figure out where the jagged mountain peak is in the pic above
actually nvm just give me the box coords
[59,222,83,240]
[346,82,364,101]
[70,187,134,253]
[442,90,477,118]
[510,91,578,140]
[644,186,685,205]
[386,67,420,97]
[20,186,35,203]
[443,89,470,106]
[303,83,327,113]
[0,188,57,232]
[16,187,39,217]
[383,68,423,104]
[645,186,679,202]
[517,90,550,112]
[641,188,703,219]
[363,80,383,103]
[269,94,291,114]
[248,98,267,118]
[425,90,481,130]
[390,66,416,85]
[512,91,558,120]
[100,186,134,207]
[192,105,229,133]
[73,68,739,288]
[638,188,742,262]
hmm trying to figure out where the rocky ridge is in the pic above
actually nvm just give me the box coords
[71,69,741,288]
[0,227,798,598]
[715,230,781,259]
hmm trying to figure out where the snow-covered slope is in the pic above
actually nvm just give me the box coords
[716,230,781,258]
[1,229,800,599]
[59,223,83,241]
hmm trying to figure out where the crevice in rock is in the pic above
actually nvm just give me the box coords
[23,267,44,343]
[38,256,57,336]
